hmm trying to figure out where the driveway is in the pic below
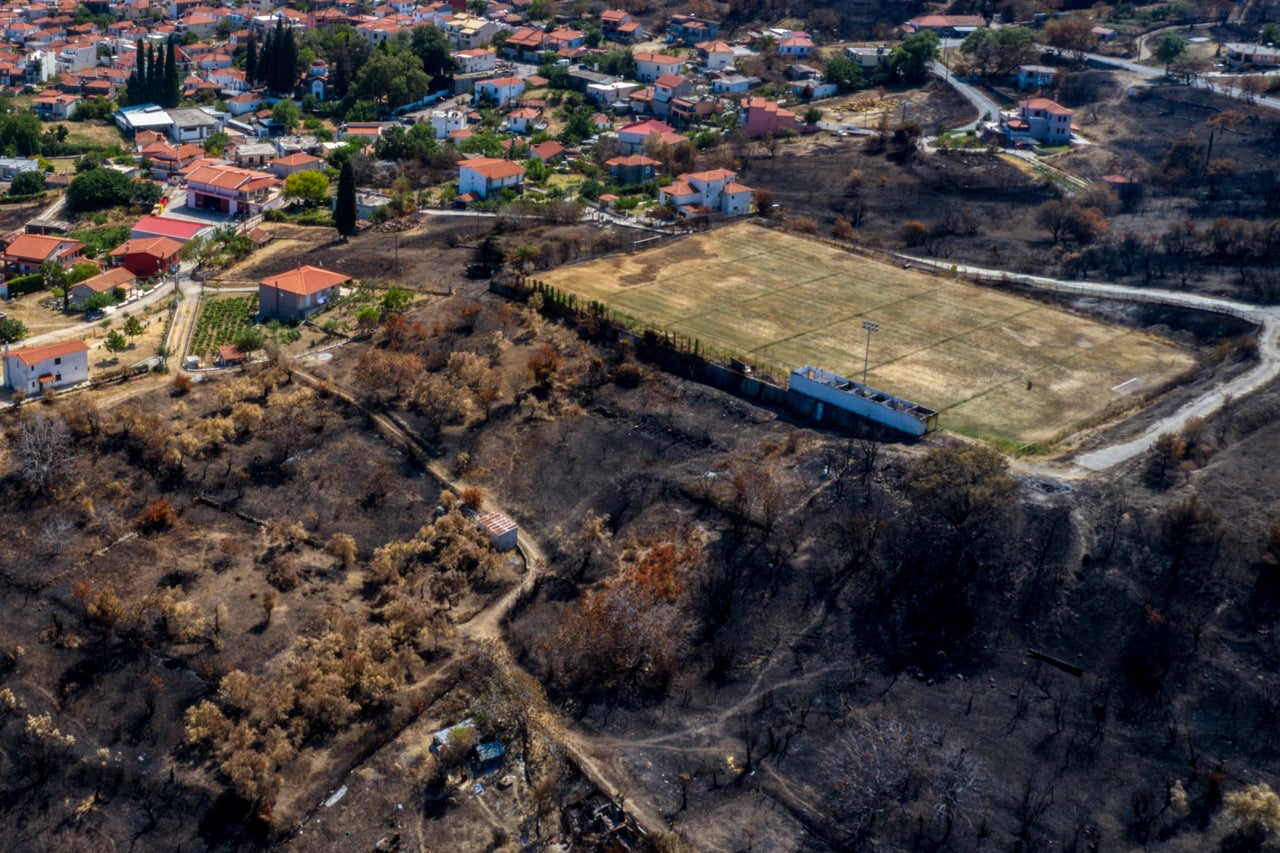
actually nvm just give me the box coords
[930,60,1004,130]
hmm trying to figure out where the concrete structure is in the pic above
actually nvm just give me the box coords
[454,48,496,74]
[1016,65,1057,90]
[847,45,890,69]
[0,157,38,180]
[164,107,221,143]
[789,366,938,436]
[3,339,90,394]
[457,157,525,199]
[428,108,468,138]
[33,93,82,120]
[901,14,985,36]
[258,265,351,321]
[477,511,518,551]
[109,236,183,278]
[267,152,323,178]
[69,266,137,308]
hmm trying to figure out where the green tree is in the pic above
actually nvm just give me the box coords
[203,130,230,156]
[42,260,69,310]
[351,49,430,110]
[409,25,455,86]
[271,98,301,133]
[804,105,823,124]
[823,54,864,92]
[233,326,266,353]
[379,286,412,317]
[104,330,128,355]
[961,26,1035,76]
[1044,16,1096,60]
[891,31,939,84]
[66,168,140,212]
[164,39,180,108]
[1263,23,1280,47]
[334,159,357,240]
[9,171,44,195]
[284,170,329,206]
[0,317,28,344]
[124,314,144,339]
[1153,32,1187,76]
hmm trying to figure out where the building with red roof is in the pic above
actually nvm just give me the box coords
[3,233,85,274]
[109,236,183,278]
[1002,97,1073,145]
[185,163,282,216]
[3,338,90,393]
[740,97,799,137]
[258,265,352,321]
[68,266,137,308]
[457,157,525,199]
[659,168,754,217]
[130,215,212,243]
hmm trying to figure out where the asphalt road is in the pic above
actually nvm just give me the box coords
[929,60,1004,130]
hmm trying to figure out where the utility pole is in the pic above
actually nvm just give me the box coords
[862,320,879,385]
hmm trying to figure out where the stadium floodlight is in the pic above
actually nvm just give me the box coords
[862,320,879,385]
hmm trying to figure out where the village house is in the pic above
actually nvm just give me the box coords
[634,51,683,83]
[1002,97,1072,145]
[267,152,323,178]
[695,40,735,71]
[3,233,86,275]
[741,97,799,137]
[474,75,524,106]
[666,14,719,44]
[505,106,541,134]
[457,157,525,200]
[454,47,496,74]
[614,118,683,153]
[258,265,352,321]
[900,14,986,36]
[109,236,182,278]
[185,163,282,216]
[3,339,90,394]
[1016,65,1057,90]
[606,153,661,185]
[33,92,82,120]
[600,10,642,42]
[659,168,754,217]
[777,35,814,57]
[1225,42,1280,68]
[68,266,137,309]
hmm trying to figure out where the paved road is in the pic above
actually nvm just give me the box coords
[1049,44,1280,112]
[897,254,1280,471]
[930,60,1004,130]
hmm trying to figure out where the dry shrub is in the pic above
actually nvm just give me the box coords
[172,374,193,395]
[461,487,484,511]
[612,362,643,388]
[266,555,303,592]
[789,216,819,234]
[832,219,856,241]
[136,499,177,533]
[326,533,358,569]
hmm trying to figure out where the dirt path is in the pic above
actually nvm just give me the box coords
[898,254,1280,471]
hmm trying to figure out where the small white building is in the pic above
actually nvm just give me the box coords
[454,48,496,74]
[457,157,525,200]
[473,76,525,107]
[659,168,754,217]
[3,339,91,394]
[428,108,468,138]
[477,511,518,552]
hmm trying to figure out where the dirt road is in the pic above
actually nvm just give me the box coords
[898,254,1280,471]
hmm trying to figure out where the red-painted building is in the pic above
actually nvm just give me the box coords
[109,236,183,278]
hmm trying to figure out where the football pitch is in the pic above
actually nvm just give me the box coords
[540,223,1197,445]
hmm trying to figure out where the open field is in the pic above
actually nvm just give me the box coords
[539,223,1197,444]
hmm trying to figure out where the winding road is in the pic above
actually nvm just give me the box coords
[898,255,1280,471]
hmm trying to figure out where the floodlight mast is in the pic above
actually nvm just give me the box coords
[862,320,879,385]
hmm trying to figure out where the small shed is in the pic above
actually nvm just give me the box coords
[217,344,247,367]
[477,511,518,552]
[432,718,479,754]
[473,741,506,774]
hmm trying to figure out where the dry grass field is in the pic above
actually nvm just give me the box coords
[541,223,1197,445]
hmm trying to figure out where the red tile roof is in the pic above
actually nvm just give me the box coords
[459,157,525,179]
[110,236,183,259]
[76,266,136,293]
[260,265,351,296]
[7,338,89,366]
[4,234,83,263]
[132,216,207,241]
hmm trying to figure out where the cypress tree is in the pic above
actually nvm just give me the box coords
[245,36,257,86]
[147,44,160,104]
[134,47,147,105]
[270,17,286,92]
[334,160,357,241]
[165,40,180,108]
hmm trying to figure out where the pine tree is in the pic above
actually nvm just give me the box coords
[334,160,357,241]
[165,40,180,108]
